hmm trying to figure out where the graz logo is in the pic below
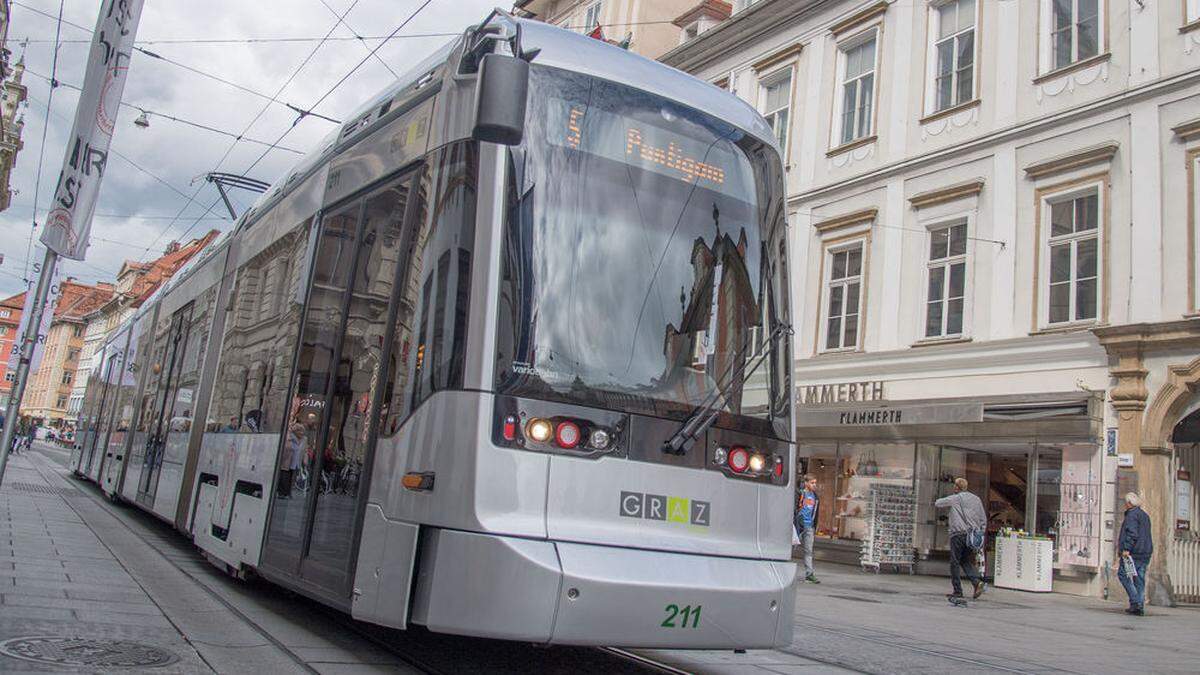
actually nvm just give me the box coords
[620,491,710,527]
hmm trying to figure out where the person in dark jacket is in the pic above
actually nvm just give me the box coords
[1117,492,1153,616]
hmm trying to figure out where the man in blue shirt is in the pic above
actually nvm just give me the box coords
[795,474,820,584]
[1117,492,1153,616]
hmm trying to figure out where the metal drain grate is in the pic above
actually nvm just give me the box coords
[0,636,178,668]
[1,482,76,495]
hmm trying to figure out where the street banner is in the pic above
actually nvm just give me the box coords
[4,263,62,377]
[39,0,145,260]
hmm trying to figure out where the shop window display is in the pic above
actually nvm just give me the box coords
[1043,444,1101,568]
[801,440,1102,575]
[800,443,914,543]
[914,444,988,554]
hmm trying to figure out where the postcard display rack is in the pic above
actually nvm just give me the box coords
[1053,446,1102,569]
[861,484,916,572]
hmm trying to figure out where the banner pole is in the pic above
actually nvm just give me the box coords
[0,247,58,486]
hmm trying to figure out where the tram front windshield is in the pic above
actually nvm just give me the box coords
[495,66,791,441]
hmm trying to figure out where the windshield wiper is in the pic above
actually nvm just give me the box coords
[661,322,793,456]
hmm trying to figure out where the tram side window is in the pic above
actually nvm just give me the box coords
[110,331,142,438]
[381,141,477,436]
[167,284,219,434]
[154,306,194,438]
[207,216,314,434]
[126,318,156,462]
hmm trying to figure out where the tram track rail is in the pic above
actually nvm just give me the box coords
[25,447,681,674]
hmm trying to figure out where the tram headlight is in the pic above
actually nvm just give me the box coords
[748,453,765,473]
[526,418,553,443]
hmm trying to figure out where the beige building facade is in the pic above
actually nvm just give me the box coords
[23,281,113,428]
[515,0,699,60]
[662,0,1200,604]
[0,0,26,213]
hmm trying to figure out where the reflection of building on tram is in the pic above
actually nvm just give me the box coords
[207,222,314,436]
[662,222,757,411]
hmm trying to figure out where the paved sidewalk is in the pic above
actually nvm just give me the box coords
[0,449,417,674]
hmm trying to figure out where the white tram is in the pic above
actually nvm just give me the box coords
[70,11,796,648]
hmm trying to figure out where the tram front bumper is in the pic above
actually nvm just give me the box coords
[412,529,796,648]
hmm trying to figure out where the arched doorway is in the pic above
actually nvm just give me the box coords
[1169,407,1200,603]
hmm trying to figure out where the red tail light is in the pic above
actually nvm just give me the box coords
[773,456,784,478]
[502,416,517,441]
[555,421,581,449]
[728,447,750,473]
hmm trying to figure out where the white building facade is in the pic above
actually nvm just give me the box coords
[661,0,1200,603]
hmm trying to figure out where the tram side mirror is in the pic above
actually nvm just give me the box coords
[473,53,528,146]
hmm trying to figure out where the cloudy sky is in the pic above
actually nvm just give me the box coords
[0,0,502,298]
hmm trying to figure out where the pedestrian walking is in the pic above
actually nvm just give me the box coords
[278,422,306,498]
[795,474,820,584]
[1117,492,1153,616]
[935,477,986,601]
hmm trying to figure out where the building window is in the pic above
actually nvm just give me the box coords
[5,372,14,382]
[824,243,864,350]
[56,396,67,408]
[1049,0,1100,71]
[760,71,792,153]
[0,326,7,336]
[1192,151,1200,312]
[1046,191,1100,324]
[72,325,82,337]
[930,0,976,112]
[925,222,967,338]
[61,372,72,385]
[583,2,602,31]
[682,22,700,42]
[836,32,877,146]
[0,309,10,318]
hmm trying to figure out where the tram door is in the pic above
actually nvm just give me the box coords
[83,353,118,476]
[138,307,191,506]
[261,169,421,602]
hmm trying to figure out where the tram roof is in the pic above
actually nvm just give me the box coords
[235,15,778,233]
[513,18,777,149]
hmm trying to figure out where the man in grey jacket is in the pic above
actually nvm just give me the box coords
[935,477,987,600]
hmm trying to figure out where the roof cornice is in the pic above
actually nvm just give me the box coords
[659,0,832,73]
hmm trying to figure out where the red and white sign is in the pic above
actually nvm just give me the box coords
[39,0,145,260]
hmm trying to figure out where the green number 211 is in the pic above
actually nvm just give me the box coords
[661,603,701,628]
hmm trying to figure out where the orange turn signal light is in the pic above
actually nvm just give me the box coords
[402,472,435,491]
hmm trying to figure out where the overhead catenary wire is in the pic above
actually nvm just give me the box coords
[315,0,400,79]
[12,1,343,125]
[13,0,680,48]
[164,0,437,250]
[21,0,65,283]
[24,68,307,153]
[24,93,231,219]
[132,47,343,125]
[136,0,370,259]
[7,202,227,221]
